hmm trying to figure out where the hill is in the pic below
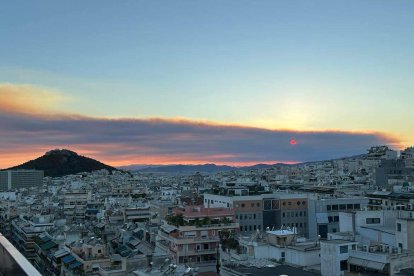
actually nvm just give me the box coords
[7,149,118,177]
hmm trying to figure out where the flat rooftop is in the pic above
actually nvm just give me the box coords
[222,264,319,276]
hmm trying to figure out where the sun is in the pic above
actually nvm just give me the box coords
[290,138,297,145]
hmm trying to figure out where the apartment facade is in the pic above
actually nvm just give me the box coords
[204,193,311,237]
[0,170,44,192]
[156,206,238,272]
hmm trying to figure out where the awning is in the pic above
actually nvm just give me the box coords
[161,224,176,233]
[40,241,57,250]
[62,254,75,264]
[348,257,386,271]
[69,261,82,269]
[54,248,70,258]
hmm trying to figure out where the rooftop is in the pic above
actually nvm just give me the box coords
[222,264,319,276]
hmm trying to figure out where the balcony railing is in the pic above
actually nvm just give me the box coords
[0,234,42,276]
[157,231,220,244]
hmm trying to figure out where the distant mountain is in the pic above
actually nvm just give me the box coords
[6,149,118,177]
[120,162,295,174]
[136,164,235,174]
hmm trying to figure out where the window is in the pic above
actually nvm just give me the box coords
[241,203,245,208]
[288,202,292,206]
[334,216,339,222]
[282,212,285,218]
[354,204,360,210]
[340,245,348,254]
[347,204,353,209]
[272,200,279,210]
[264,200,272,210]
[257,202,261,207]
[397,223,402,232]
[332,228,337,233]
[299,211,302,217]
[253,214,256,219]
[327,205,332,211]
[340,260,348,271]
[240,226,243,231]
[352,244,356,250]
[339,204,346,210]
[332,205,338,210]
[297,201,301,206]
[366,218,381,224]
[302,201,306,205]
[249,225,252,231]
[251,203,254,207]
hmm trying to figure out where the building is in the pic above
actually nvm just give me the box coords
[237,229,321,268]
[396,210,414,250]
[63,190,91,222]
[366,191,414,211]
[204,192,310,237]
[320,239,359,276]
[0,170,44,192]
[156,205,239,273]
[375,159,413,188]
[11,216,54,262]
[311,196,368,238]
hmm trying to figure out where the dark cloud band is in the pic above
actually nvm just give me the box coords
[0,111,398,167]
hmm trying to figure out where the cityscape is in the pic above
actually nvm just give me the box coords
[1,1,414,276]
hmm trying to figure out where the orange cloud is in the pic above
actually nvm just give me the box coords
[0,83,405,169]
[0,83,68,115]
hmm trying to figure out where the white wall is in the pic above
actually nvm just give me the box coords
[253,244,320,267]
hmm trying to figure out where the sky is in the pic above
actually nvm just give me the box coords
[1,1,413,168]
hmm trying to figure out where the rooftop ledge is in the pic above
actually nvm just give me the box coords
[0,233,41,276]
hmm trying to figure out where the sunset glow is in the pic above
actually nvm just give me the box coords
[1,1,413,168]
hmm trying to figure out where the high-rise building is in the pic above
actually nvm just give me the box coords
[0,170,44,191]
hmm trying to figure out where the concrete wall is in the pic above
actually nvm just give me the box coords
[396,219,414,250]
[253,244,320,267]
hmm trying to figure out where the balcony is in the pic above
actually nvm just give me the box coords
[157,231,220,245]
[350,249,388,263]
[186,248,217,255]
